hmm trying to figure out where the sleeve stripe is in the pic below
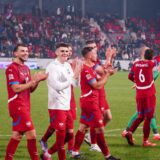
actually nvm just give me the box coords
[88,78,96,84]
[92,64,99,70]
[9,81,19,85]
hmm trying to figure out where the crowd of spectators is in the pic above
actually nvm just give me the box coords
[94,12,160,60]
[0,2,108,58]
[0,2,160,60]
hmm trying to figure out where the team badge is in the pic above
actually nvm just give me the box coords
[67,68,70,74]
[86,74,91,80]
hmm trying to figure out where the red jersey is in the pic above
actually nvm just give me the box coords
[128,60,156,98]
[70,85,77,120]
[6,62,31,115]
[154,55,160,63]
[80,64,99,101]
[70,85,76,109]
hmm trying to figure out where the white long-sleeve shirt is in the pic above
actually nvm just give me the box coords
[46,58,78,110]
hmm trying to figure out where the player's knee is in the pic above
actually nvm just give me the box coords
[104,110,112,122]
[95,127,104,134]
[49,124,55,132]
[145,116,153,121]
[67,129,74,133]
[12,133,23,141]
[79,124,88,133]
[137,115,144,121]
[66,132,74,141]
[104,114,112,122]
[108,114,112,121]
[25,130,37,139]
[85,128,89,133]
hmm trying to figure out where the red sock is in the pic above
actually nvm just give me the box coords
[56,130,66,160]
[5,138,20,160]
[48,132,74,154]
[48,143,57,154]
[129,117,143,133]
[27,139,39,160]
[143,118,151,141]
[96,132,110,156]
[67,136,74,151]
[90,127,97,144]
[65,132,74,151]
[73,130,85,151]
[42,124,55,142]
[65,132,74,143]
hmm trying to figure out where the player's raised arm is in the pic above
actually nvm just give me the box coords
[105,45,117,66]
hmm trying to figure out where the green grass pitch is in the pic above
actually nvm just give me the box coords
[0,69,160,160]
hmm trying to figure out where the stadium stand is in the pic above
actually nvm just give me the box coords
[0,1,160,60]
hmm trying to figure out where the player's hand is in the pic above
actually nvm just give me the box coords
[131,84,136,89]
[33,71,48,83]
[71,57,79,70]
[105,46,117,66]
[73,59,83,79]
[104,63,112,69]
[104,66,117,76]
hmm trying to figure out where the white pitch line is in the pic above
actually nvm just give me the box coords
[0,134,144,137]
[105,128,122,133]
[0,127,144,137]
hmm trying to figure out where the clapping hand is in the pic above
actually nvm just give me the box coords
[105,46,117,66]
[104,65,117,76]
[33,71,48,83]
[73,59,83,79]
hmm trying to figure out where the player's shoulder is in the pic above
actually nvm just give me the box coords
[6,62,17,72]
[133,59,144,65]
[82,64,90,72]
[64,61,71,67]
[133,58,140,63]
[46,60,56,68]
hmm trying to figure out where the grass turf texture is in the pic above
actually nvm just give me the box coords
[0,70,160,160]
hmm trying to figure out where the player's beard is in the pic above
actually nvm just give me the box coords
[19,56,28,63]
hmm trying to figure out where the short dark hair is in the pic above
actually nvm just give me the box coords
[56,42,69,49]
[81,47,93,57]
[67,43,72,48]
[85,40,96,45]
[144,49,154,60]
[13,43,27,52]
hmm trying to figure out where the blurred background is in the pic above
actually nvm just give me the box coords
[0,0,160,64]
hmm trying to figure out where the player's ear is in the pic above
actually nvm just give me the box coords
[13,51,17,58]
[55,49,59,56]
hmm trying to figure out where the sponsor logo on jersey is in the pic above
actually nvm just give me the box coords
[25,77,29,83]
[8,74,14,80]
